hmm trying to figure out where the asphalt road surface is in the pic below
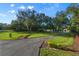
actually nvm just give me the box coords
[0,37,52,56]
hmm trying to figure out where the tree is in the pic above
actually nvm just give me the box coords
[66,3,79,51]
[67,3,79,34]
[36,13,54,31]
[11,9,38,31]
[0,23,10,30]
[53,11,69,32]
[0,23,3,30]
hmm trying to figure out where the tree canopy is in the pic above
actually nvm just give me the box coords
[1,3,79,34]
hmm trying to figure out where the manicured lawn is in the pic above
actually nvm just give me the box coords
[40,35,75,56]
[40,48,79,56]
[0,31,51,40]
[0,31,29,40]
[48,36,74,47]
[28,33,50,38]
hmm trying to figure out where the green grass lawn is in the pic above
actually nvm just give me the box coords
[40,48,79,56]
[0,31,50,40]
[40,35,75,56]
[28,32,50,38]
[48,36,74,47]
[0,31,29,40]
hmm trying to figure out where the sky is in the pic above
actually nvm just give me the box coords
[0,3,70,24]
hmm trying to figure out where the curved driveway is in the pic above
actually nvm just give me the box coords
[0,37,52,56]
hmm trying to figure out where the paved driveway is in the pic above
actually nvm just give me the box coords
[0,37,52,56]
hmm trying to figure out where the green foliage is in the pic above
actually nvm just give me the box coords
[67,4,79,34]
[1,3,79,34]
[53,11,69,31]
[0,23,10,30]
[10,9,54,32]
[11,10,38,31]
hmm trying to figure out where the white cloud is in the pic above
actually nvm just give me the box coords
[11,10,16,13]
[10,4,15,7]
[8,10,16,14]
[19,5,26,10]
[0,13,7,17]
[27,6,34,10]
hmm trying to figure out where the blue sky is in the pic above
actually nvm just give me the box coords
[0,3,70,24]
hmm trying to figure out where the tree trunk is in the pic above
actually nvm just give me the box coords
[73,34,79,51]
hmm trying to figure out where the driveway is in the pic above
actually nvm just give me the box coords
[0,36,52,56]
